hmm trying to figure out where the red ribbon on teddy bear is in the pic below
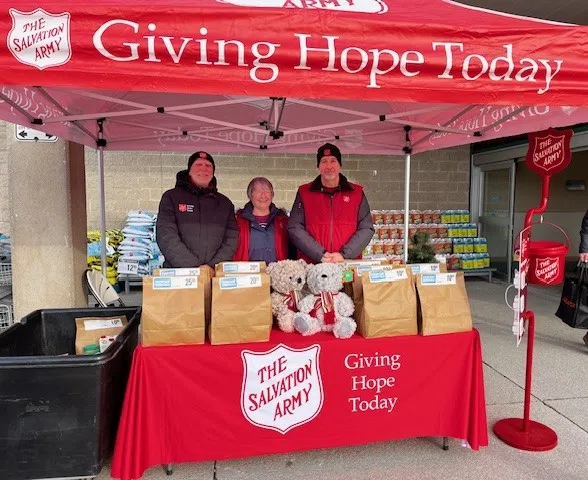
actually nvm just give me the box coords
[282,291,300,312]
[309,292,337,325]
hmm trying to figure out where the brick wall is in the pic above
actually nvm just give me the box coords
[84,146,470,229]
[0,124,8,234]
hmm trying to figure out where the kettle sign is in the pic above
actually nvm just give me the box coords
[525,127,573,177]
[8,8,72,70]
[241,344,323,434]
[534,257,559,285]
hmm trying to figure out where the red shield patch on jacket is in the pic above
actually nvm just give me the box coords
[178,204,187,212]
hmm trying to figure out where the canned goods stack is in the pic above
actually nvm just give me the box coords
[365,209,491,271]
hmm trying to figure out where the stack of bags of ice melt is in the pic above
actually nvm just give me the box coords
[118,210,164,277]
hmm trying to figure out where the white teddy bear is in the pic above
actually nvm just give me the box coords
[294,263,356,339]
[266,259,309,333]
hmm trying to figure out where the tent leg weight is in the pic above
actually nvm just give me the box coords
[442,437,449,451]
[163,464,174,475]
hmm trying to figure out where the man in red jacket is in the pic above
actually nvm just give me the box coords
[287,143,374,263]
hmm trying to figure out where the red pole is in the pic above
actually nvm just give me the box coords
[524,176,551,228]
[522,310,535,432]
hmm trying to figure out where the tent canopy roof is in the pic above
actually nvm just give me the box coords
[1,0,587,154]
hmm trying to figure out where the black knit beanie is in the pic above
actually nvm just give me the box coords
[188,151,215,172]
[317,143,342,167]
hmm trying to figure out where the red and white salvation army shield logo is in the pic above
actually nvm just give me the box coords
[241,344,323,434]
[534,257,559,285]
[8,8,72,70]
[526,128,573,176]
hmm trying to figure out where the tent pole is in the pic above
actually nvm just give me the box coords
[403,126,412,264]
[97,119,107,275]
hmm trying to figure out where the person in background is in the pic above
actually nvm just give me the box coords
[287,143,374,264]
[156,151,238,272]
[234,177,290,263]
[580,209,588,347]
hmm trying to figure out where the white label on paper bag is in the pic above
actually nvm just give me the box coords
[346,260,383,268]
[357,264,395,274]
[219,274,262,290]
[409,264,441,274]
[84,318,124,331]
[369,269,408,283]
[421,273,457,286]
[223,262,261,273]
[158,268,200,277]
[152,276,199,290]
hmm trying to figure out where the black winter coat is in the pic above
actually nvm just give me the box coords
[156,171,238,267]
[581,209,588,254]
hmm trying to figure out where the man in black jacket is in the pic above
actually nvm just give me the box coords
[156,151,238,270]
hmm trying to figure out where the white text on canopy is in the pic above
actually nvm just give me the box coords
[91,19,564,94]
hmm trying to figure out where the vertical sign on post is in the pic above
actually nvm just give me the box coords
[495,127,573,452]
[513,230,530,347]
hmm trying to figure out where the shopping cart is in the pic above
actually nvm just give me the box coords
[0,304,12,332]
[0,263,12,287]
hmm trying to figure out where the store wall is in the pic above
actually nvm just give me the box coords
[0,124,8,234]
[514,150,588,257]
[83,146,470,229]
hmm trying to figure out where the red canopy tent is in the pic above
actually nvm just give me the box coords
[1,0,587,268]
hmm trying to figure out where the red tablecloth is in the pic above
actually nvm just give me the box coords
[111,330,488,480]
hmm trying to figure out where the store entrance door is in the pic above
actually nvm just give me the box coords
[478,162,516,281]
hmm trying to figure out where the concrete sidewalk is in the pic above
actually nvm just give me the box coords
[98,278,588,480]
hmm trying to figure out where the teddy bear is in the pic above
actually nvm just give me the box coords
[266,259,309,333]
[294,263,356,339]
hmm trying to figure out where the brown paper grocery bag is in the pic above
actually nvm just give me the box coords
[416,271,473,336]
[75,316,127,355]
[215,261,266,277]
[360,268,418,338]
[141,275,205,346]
[344,264,396,322]
[153,267,213,328]
[210,273,271,345]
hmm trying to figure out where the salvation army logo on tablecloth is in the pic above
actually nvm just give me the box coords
[534,257,559,285]
[8,8,71,70]
[217,0,388,14]
[241,344,323,434]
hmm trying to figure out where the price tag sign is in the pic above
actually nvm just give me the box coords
[117,259,139,275]
[84,318,124,331]
[153,276,199,290]
[420,273,457,286]
[369,268,408,283]
[222,262,262,273]
[409,264,441,274]
[219,274,262,290]
[158,268,200,277]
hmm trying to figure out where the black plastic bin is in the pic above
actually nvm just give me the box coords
[0,306,141,480]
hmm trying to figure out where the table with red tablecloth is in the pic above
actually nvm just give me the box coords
[111,329,488,480]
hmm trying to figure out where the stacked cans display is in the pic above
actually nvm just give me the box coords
[365,209,491,270]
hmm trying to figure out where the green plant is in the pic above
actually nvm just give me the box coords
[408,231,436,264]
